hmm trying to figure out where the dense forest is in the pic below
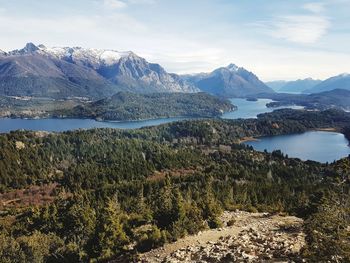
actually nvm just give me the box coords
[0,92,234,120]
[0,108,349,262]
[52,92,234,121]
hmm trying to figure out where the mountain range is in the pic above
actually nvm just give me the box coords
[0,43,197,99]
[0,44,276,99]
[266,74,350,94]
[1,43,349,100]
[304,73,350,94]
[266,78,322,93]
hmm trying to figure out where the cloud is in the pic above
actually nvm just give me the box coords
[101,0,155,9]
[303,2,325,13]
[103,0,126,9]
[253,14,331,45]
[271,15,330,44]
[128,0,156,4]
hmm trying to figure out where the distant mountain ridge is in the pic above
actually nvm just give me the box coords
[266,78,321,93]
[305,73,350,93]
[0,43,198,99]
[182,64,274,97]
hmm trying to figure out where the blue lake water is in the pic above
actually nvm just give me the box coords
[0,98,299,132]
[222,98,304,119]
[0,117,191,133]
[244,131,350,163]
[0,98,348,162]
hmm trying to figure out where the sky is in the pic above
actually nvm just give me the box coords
[0,0,349,81]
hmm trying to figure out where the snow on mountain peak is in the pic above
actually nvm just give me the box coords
[37,45,133,67]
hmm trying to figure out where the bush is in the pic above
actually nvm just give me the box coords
[207,216,223,229]
[135,225,166,252]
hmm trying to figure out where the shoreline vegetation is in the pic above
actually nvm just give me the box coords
[239,127,344,144]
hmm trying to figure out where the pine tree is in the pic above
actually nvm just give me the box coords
[94,195,129,260]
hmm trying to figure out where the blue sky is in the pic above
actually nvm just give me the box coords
[0,0,349,80]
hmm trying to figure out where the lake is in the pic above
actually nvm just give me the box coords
[0,99,348,162]
[244,131,350,163]
[0,98,299,132]
[0,117,189,132]
[221,98,304,119]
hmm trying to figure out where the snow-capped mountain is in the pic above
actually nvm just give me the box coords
[183,64,274,97]
[0,43,198,99]
[37,45,133,68]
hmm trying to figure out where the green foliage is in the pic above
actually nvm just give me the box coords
[0,109,350,261]
[134,225,166,252]
[93,197,129,260]
[54,91,234,120]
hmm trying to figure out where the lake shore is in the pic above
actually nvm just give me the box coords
[238,136,259,143]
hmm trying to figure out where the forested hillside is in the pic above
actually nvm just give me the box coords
[0,109,349,262]
[53,92,235,120]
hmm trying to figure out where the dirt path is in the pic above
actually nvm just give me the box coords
[139,211,305,263]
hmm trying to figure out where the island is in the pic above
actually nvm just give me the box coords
[0,92,236,121]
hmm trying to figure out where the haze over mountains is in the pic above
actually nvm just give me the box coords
[266,78,322,93]
[266,75,350,94]
[304,73,350,94]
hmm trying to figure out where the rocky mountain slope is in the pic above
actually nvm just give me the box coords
[139,211,305,262]
[0,43,197,99]
[183,64,274,97]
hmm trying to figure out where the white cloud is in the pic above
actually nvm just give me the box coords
[128,0,156,4]
[256,15,331,44]
[101,0,155,9]
[0,0,348,81]
[303,2,325,13]
[103,0,126,9]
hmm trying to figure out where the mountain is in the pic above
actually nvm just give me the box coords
[54,91,234,121]
[0,43,197,99]
[0,48,115,99]
[183,64,274,97]
[266,78,321,93]
[265,80,288,91]
[305,73,350,93]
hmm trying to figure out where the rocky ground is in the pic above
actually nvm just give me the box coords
[139,211,306,263]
